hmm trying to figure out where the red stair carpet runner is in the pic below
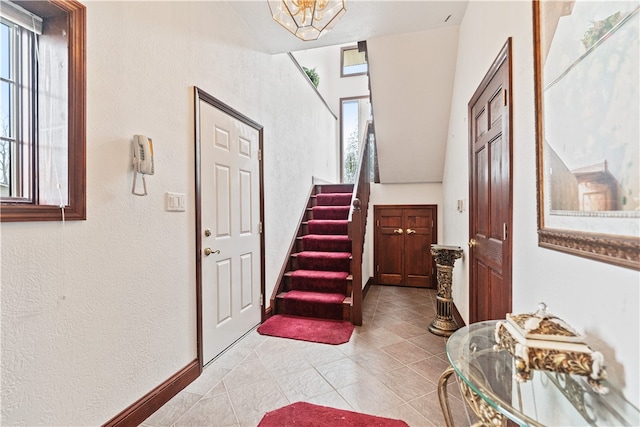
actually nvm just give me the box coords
[258,187,355,345]
[258,402,410,427]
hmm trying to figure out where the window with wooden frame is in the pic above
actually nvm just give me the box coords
[341,45,367,77]
[0,0,86,222]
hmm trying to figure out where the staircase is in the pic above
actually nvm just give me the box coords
[274,184,354,322]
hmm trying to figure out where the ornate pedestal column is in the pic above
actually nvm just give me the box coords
[429,245,463,337]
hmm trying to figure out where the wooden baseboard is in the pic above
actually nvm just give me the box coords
[103,359,200,427]
[362,276,374,300]
[452,302,466,328]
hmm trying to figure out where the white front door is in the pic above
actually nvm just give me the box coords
[198,96,262,365]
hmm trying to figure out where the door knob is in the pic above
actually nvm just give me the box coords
[204,247,220,256]
[406,228,416,235]
[468,239,477,248]
[394,228,403,234]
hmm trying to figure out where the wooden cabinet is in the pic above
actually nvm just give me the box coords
[374,205,437,288]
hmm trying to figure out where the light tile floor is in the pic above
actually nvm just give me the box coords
[141,285,473,427]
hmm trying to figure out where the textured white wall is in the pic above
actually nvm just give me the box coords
[368,26,459,183]
[0,1,337,425]
[293,44,370,174]
[293,43,370,115]
[442,1,640,406]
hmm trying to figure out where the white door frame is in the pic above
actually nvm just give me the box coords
[194,87,265,370]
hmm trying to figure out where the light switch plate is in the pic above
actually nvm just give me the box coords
[166,192,186,212]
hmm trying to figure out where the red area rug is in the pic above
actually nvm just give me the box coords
[257,314,354,345]
[258,402,409,427]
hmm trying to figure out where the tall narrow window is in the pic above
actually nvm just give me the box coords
[1,0,86,222]
[341,96,371,183]
[341,45,367,77]
[1,9,38,201]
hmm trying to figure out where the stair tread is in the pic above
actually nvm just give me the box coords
[314,192,353,195]
[293,251,352,258]
[277,291,351,304]
[280,290,346,303]
[285,270,352,280]
[300,234,350,240]
[315,184,353,191]
[314,193,352,207]
[313,191,353,195]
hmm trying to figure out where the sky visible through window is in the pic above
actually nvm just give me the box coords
[343,63,367,75]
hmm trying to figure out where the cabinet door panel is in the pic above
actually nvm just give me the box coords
[377,208,404,285]
[375,206,437,288]
[405,208,434,287]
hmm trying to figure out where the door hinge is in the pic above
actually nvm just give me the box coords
[258,149,262,161]
[260,293,264,306]
[503,223,508,240]
[376,220,379,227]
[503,89,508,106]
[259,222,263,234]
[376,265,380,272]
[432,220,434,228]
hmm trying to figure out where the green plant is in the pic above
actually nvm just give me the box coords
[582,11,622,50]
[302,66,320,88]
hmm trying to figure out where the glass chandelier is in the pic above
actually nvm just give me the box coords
[268,0,346,41]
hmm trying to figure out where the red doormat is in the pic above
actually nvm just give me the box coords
[257,314,354,345]
[258,402,409,427]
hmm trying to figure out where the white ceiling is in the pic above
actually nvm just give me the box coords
[227,0,470,183]
[227,1,470,54]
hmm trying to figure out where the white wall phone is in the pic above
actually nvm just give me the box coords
[132,134,154,196]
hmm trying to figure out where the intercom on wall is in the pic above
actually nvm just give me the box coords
[132,135,154,196]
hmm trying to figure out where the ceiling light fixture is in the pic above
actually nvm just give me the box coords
[268,0,346,42]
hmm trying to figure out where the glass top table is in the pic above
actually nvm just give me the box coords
[439,320,640,426]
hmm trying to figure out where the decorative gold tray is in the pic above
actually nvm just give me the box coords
[494,303,608,394]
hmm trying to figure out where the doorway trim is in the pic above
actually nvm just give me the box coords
[194,87,266,371]
[467,39,513,323]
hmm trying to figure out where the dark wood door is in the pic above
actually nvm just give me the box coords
[377,208,404,285]
[375,205,437,288]
[469,39,513,322]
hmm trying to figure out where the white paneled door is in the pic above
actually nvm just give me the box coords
[198,96,262,365]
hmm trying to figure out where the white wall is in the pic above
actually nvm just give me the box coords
[0,1,337,425]
[442,1,640,406]
[368,26,459,183]
[293,43,370,116]
[365,183,443,279]
[293,43,370,174]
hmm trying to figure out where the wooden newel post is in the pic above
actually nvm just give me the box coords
[428,245,463,337]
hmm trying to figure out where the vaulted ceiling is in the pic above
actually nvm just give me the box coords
[227,1,469,183]
[227,1,468,54]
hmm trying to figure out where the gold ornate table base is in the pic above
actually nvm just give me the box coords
[439,321,638,426]
[438,366,507,427]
